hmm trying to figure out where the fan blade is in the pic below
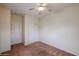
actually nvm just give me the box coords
[38,11,42,15]
[29,8,34,10]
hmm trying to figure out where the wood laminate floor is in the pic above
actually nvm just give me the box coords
[1,41,75,56]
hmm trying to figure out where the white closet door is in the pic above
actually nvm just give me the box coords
[11,14,22,45]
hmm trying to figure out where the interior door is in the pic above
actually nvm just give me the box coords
[11,14,22,45]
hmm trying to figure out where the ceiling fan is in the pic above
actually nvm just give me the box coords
[28,3,51,15]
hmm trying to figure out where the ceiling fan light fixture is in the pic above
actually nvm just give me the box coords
[38,7,45,11]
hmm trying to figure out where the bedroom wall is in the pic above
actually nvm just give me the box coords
[39,4,79,55]
[24,14,39,45]
[0,6,11,53]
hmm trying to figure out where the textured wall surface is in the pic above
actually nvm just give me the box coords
[0,6,11,53]
[39,4,79,55]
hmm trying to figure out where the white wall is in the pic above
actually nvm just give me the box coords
[39,4,79,55]
[11,14,23,44]
[24,14,39,45]
[0,6,11,53]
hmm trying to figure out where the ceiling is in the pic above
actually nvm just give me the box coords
[1,3,74,17]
